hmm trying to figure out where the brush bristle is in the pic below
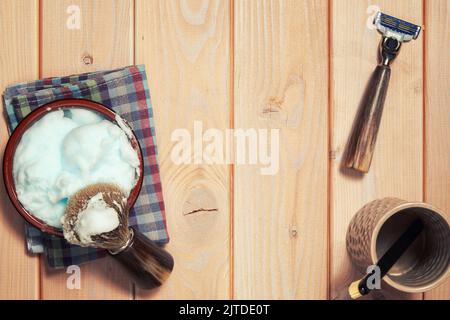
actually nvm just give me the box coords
[348,280,363,300]
[62,183,130,250]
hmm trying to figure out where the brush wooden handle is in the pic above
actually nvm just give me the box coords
[345,64,391,173]
[111,228,174,289]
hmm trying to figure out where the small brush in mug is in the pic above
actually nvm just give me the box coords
[346,198,450,296]
[62,183,174,289]
[344,12,421,173]
[347,219,424,299]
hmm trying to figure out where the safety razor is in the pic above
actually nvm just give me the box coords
[344,12,421,173]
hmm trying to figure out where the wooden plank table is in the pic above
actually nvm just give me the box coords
[0,0,448,300]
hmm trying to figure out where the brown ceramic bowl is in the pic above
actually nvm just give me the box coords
[3,99,144,237]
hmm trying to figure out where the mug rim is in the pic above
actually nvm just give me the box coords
[2,98,144,237]
[370,201,450,293]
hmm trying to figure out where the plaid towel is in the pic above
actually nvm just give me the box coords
[3,65,169,268]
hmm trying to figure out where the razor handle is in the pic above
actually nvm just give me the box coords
[110,227,174,289]
[345,37,399,173]
[344,65,390,172]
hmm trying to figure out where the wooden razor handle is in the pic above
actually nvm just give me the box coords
[345,64,391,173]
[111,227,174,289]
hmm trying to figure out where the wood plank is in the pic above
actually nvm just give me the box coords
[234,0,328,299]
[41,0,134,75]
[330,0,423,300]
[135,0,231,299]
[424,0,450,300]
[0,0,40,300]
[40,0,134,299]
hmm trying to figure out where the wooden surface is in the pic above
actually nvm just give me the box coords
[0,0,448,300]
[424,0,450,300]
[0,0,39,300]
[135,0,231,299]
[330,0,424,300]
[233,0,328,299]
[40,0,134,299]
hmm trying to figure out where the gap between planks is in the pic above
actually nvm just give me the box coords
[326,0,333,301]
[228,0,235,300]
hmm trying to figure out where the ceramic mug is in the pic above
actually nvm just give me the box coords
[346,198,450,293]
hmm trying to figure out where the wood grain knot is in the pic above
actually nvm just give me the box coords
[82,54,93,65]
[182,187,218,217]
[329,149,340,160]
[183,208,218,216]
[260,74,305,128]
[290,225,298,238]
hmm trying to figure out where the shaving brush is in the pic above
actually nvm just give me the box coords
[62,183,174,289]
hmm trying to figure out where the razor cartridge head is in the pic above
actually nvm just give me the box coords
[374,12,421,42]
